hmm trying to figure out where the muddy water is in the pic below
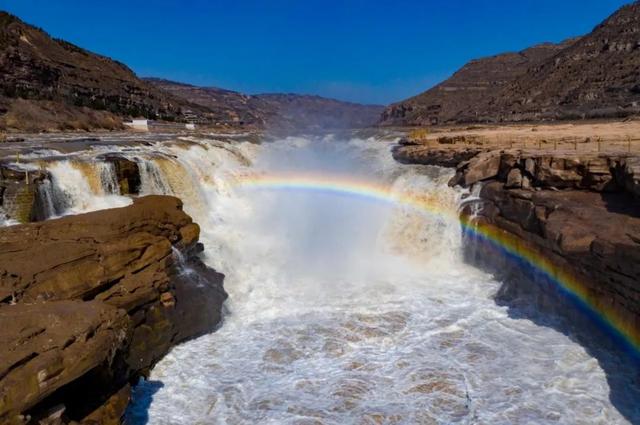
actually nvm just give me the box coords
[5,132,639,424]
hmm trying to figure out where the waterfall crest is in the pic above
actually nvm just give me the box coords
[5,133,638,424]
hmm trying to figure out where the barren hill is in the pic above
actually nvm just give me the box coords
[380,1,640,126]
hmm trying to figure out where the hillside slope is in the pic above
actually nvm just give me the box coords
[493,1,640,121]
[0,12,206,131]
[146,78,385,130]
[380,1,640,126]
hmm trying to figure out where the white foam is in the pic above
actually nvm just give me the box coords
[121,135,638,424]
[11,133,637,424]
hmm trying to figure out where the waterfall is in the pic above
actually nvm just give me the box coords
[44,160,131,217]
[33,177,63,220]
[138,158,173,195]
[3,133,638,424]
[98,161,121,195]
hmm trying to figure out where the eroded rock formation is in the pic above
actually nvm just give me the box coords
[0,195,226,424]
[394,142,640,351]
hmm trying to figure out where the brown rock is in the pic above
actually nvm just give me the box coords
[392,144,482,168]
[0,195,226,423]
[80,385,130,425]
[463,152,501,186]
[505,168,523,189]
[0,301,130,423]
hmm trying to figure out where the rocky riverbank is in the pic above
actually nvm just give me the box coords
[393,141,640,348]
[0,195,226,424]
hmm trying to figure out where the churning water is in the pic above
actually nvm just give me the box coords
[6,133,640,424]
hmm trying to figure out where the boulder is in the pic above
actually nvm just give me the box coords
[462,152,501,186]
[505,168,523,188]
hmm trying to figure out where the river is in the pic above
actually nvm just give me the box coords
[4,131,639,424]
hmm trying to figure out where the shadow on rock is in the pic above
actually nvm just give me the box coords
[600,191,640,218]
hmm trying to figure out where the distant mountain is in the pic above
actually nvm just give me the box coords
[379,1,640,126]
[143,78,265,127]
[145,78,384,130]
[0,12,213,131]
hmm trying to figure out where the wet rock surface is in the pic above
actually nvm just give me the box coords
[99,154,141,195]
[0,162,51,223]
[0,195,226,424]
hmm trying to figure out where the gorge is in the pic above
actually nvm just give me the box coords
[1,1,640,424]
[0,131,639,423]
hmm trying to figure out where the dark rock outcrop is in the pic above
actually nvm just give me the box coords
[100,155,141,195]
[380,2,640,126]
[0,195,226,424]
[461,184,640,346]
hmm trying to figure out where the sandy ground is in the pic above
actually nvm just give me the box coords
[408,119,640,154]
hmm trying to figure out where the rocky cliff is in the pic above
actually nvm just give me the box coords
[0,196,226,424]
[0,12,213,132]
[145,78,385,130]
[380,40,576,126]
[380,1,640,126]
[393,141,640,354]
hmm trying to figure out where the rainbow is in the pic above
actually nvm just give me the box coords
[236,171,640,358]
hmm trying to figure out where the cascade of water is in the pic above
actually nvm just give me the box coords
[4,134,637,424]
[45,160,131,216]
[127,135,638,424]
[34,177,62,219]
[137,158,173,195]
[98,161,121,195]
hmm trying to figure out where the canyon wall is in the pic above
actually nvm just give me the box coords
[0,195,226,424]
[394,142,640,349]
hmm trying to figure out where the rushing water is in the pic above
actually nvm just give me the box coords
[5,132,640,424]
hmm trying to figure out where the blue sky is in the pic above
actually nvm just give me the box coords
[0,0,631,104]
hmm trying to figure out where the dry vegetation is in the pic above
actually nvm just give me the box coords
[0,98,124,133]
[406,120,640,154]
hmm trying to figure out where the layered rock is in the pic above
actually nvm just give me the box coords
[448,150,640,197]
[0,196,226,424]
[394,141,640,353]
[391,138,484,167]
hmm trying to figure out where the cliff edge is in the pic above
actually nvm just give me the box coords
[0,195,226,424]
